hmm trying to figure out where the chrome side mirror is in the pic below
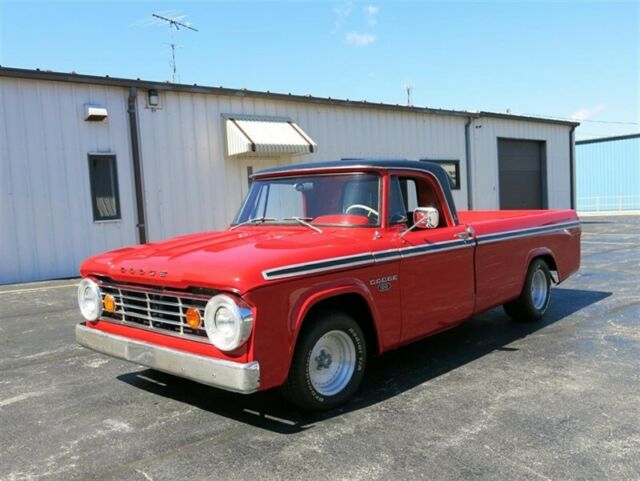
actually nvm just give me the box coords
[414,207,439,229]
[400,207,439,238]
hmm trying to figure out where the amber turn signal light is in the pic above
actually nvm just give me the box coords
[103,294,116,314]
[185,307,202,329]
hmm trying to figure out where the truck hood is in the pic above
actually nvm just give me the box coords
[80,227,377,293]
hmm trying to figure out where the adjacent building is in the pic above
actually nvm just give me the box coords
[1,67,578,284]
[576,133,640,213]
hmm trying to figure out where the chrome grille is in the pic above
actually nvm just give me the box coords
[99,283,210,342]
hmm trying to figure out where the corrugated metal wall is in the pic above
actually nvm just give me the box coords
[576,136,640,212]
[468,117,573,210]
[137,91,470,242]
[0,78,138,284]
[0,76,574,284]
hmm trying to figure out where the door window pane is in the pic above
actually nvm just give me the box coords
[389,177,418,224]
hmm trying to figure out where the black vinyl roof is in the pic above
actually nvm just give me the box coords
[254,160,459,223]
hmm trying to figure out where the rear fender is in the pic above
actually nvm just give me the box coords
[521,247,558,289]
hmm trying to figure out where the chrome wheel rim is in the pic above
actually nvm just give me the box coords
[309,330,356,397]
[530,268,548,310]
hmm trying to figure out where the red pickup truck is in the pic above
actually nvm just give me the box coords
[76,160,581,410]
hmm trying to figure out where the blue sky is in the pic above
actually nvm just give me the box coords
[1,0,638,139]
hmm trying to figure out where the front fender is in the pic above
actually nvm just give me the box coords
[289,278,382,350]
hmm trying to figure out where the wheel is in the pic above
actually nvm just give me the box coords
[283,311,367,411]
[503,259,552,322]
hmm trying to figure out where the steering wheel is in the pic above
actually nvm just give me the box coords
[345,204,380,219]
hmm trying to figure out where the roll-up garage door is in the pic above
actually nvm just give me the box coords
[498,139,546,209]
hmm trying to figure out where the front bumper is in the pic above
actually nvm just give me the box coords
[75,323,260,394]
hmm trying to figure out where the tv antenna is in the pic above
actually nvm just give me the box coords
[404,82,414,106]
[152,13,198,83]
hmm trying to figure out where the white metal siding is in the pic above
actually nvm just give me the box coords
[137,91,469,241]
[468,117,572,210]
[0,75,574,284]
[0,78,138,284]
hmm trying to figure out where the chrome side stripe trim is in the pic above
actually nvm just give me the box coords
[261,220,580,280]
[399,239,469,258]
[263,253,375,280]
[262,239,473,280]
[475,221,580,245]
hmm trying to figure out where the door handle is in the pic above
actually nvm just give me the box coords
[455,226,475,240]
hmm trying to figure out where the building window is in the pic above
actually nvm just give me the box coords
[247,166,254,187]
[422,159,460,190]
[88,154,121,221]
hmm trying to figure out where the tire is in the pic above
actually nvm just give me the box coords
[503,259,552,322]
[283,311,367,411]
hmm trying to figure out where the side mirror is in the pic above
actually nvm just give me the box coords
[399,207,439,238]
[413,207,439,229]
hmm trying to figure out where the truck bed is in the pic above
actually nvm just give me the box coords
[457,209,581,314]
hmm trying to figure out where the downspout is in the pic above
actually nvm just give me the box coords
[127,86,148,244]
[569,125,576,210]
[464,116,474,210]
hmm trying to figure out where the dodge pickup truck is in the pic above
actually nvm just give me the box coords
[76,160,581,410]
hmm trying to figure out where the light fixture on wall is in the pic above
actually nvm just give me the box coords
[84,104,108,122]
[148,89,160,108]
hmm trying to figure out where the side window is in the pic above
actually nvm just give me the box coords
[388,175,447,227]
[88,154,121,221]
[403,179,418,211]
[388,177,406,224]
[388,177,418,224]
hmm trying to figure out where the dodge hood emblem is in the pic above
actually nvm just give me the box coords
[120,267,167,277]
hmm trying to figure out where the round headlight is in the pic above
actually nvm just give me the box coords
[204,294,253,352]
[77,278,102,321]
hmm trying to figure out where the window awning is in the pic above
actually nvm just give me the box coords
[225,116,317,157]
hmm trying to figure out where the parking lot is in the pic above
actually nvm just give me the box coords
[1,216,638,481]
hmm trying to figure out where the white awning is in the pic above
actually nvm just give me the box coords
[225,116,317,157]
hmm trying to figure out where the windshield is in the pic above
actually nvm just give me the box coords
[233,173,381,227]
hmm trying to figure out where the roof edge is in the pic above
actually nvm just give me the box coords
[0,66,578,127]
[576,132,640,145]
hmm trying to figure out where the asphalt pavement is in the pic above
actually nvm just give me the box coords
[1,216,638,481]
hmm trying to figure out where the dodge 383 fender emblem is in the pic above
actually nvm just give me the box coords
[369,274,398,292]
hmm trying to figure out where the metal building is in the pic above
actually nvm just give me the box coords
[576,133,640,213]
[0,67,578,284]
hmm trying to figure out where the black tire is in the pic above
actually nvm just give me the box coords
[282,311,367,411]
[503,259,552,322]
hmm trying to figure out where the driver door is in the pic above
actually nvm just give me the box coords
[390,174,475,343]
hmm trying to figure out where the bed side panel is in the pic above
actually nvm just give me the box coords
[470,210,580,314]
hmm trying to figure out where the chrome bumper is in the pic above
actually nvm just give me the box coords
[75,323,260,394]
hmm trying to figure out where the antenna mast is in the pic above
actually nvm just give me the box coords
[152,13,198,83]
[404,82,414,107]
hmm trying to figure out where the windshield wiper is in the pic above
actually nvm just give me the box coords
[229,216,277,231]
[283,217,323,233]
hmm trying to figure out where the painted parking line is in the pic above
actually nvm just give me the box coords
[581,240,639,246]
[0,283,79,295]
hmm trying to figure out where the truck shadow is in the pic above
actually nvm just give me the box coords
[117,287,610,435]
